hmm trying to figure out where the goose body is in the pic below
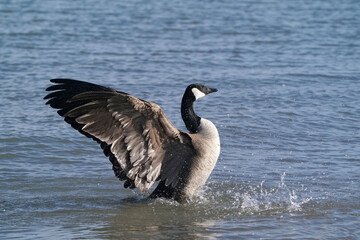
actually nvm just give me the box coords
[182,118,220,199]
[44,79,220,202]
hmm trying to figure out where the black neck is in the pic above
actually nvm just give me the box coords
[181,93,200,133]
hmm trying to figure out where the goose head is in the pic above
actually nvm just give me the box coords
[185,83,218,102]
[181,83,218,133]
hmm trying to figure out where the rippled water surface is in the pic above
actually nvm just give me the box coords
[1,0,360,239]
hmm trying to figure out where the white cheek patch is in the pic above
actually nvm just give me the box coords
[192,88,206,100]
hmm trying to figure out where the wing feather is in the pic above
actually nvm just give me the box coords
[44,79,195,192]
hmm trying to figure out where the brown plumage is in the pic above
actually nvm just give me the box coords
[44,79,219,202]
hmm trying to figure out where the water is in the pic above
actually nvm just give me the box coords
[1,0,360,239]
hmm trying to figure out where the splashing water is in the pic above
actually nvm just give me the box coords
[149,172,313,219]
[237,172,312,215]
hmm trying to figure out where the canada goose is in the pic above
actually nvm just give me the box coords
[44,79,220,202]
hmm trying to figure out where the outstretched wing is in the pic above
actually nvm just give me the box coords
[44,79,195,192]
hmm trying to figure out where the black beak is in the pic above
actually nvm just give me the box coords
[209,88,218,93]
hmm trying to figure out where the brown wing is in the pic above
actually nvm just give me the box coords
[44,79,195,192]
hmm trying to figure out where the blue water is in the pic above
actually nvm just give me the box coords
[1,0,360,239]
